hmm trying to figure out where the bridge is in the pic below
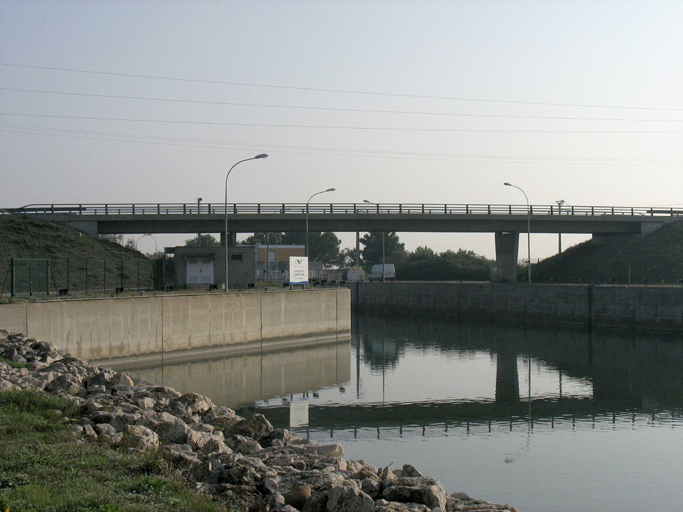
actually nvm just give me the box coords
[4,202,681,281]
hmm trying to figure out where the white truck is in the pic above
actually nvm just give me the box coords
[368,264,396,282]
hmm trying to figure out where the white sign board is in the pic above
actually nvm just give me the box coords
[289,400,309,428]
[289,256,309,285]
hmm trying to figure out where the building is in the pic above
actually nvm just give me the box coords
[170,245,256,290]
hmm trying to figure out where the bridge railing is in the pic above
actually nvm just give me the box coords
[2,203,682,217]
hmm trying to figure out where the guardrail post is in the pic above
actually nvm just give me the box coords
[51,204,54,213]
[282,203,285,213]
[399,204,402,214]
[466,205,469,214]
[421,204,425,214]
[105,204,108,215]
[257,204,260,214]
[132,204,135,215]
[487,205,491,214]
[157,204,160,214]
[529,205,533,215]
[79,204,82,215]
[509,205,512,214]
[183,204,186,214]
[591,206,594,215]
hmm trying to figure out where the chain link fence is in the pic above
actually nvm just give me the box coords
[0,257,171,297]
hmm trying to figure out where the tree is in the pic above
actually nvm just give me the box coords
[124,238,137,250]
[280,232,341,264]
[408,245,437,263]
[334,247,358,268]
[184,234,220,247]
[240,232,284,245]
[360,231,405,269]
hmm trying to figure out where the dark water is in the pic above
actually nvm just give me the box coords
[125,315,683,512]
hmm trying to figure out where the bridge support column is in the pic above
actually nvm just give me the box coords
[220,232,237,247]
[494,231,519,283]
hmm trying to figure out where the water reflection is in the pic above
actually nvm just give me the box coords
[127,340,351,408]
[249,315,683,439]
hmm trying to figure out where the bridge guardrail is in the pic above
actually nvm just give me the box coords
[2,203,681,217]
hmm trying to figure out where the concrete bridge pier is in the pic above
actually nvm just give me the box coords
[494,231,519,283]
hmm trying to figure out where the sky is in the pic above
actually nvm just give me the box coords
[1,1,682,258]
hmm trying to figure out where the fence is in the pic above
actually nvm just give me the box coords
[0,257,169,297]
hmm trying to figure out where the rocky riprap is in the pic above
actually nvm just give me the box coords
[0,329,518,512]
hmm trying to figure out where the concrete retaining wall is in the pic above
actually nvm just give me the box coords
[0,288,351,361]
[346,282,683,331]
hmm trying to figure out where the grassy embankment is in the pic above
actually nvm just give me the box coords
[0,217,159,297]
[533,220,683,285]
[0,384,235,511]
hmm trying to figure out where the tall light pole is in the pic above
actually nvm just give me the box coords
[225,154,268,293]
[363,200,385,282]
[504,182,532,284]
[136,233,158,255]
[306,188,335,258]
[556,199,565,253]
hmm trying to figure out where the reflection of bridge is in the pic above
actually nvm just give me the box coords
[5,202,682,281]
[251,316,683,436]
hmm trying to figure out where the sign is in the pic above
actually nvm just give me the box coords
[289,400,309,428]
[289,256,309,285]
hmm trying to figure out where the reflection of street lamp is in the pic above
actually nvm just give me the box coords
[136,233,158,254]
[225,154,268,293]
[306,188,335,258]
[556,199,565,253]
[504,182,531,284]
[363,200,385,282]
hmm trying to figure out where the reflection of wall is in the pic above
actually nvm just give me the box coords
[346,282,683,331]
[128,340,351,408]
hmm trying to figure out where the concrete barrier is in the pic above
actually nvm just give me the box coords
[345,282,683,332]
[0,288,351,361]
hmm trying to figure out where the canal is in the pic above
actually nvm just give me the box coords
[124,314,683,512]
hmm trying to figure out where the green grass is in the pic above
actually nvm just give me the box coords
[0,356,28,369]
[0,390,237,511]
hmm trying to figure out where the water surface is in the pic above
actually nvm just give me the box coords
[125,315,683,512]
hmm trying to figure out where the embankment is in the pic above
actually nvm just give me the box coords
[0,288,351,363]
[345,282,683,331]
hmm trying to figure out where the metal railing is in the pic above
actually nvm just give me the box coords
[2,202,682,217]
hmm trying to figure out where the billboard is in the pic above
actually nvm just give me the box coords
[289,256,309,285]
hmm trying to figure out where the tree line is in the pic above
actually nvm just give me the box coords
[182,231,491,281]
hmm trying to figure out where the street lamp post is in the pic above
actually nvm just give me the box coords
[504,182,532,284]
[306,188,335,258]
[225,154,268,293]
[363,200,386,282]
[556,199,565,253]
[136,233,158,255]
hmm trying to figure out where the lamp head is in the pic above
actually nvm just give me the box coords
[326,188,336,192]
[504,182,512,187]
[363,199,372,204]
[254,153,268,159]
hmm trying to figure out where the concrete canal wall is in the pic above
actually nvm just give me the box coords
[0,288,351,361]
[345,282,683,331]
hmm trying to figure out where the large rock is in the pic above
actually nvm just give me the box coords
[382,477,448,511]
[126,425,160,452]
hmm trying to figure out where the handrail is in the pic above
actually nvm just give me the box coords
[1,203,680,217]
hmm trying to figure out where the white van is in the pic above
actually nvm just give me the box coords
[368,264,396,282]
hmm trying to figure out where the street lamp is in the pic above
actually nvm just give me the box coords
[556,199,565,253]
[363,200,386,282]
[306,188,335,258]
[136,233,158,255]
[225,154,268,293]
[504,182,532,284]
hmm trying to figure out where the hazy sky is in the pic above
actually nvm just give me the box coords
[1,1,681,257]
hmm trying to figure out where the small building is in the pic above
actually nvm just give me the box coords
[170,245,256,290]
[255,243,305,273]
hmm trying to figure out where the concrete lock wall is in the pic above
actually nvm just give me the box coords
[0,288,351,362]
[346,282,683,331]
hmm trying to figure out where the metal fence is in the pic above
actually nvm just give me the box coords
[0,257,169,297]
[3,202,683,217]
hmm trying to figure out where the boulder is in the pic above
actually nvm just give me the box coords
[126,425,160,452]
